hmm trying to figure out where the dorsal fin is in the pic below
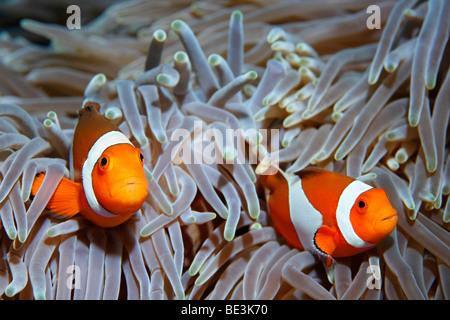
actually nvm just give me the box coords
[294,167,327,180]
[80,101,101,114]
[72,103,121,181]
[293,168,354,228]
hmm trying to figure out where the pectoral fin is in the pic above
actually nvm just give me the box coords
[32,173,82,218]
[313,226,337,266]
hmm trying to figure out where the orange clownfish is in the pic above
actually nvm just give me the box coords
[32,104,149,227]
[260,168,397,265]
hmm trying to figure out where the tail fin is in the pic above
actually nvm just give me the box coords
[32,173,82,218]
[31,173,45,198]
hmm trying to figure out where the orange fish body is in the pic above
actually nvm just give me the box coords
[32,104,148,227]
[260,168,397,264]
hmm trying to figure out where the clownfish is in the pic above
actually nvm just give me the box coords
[260,168,397,265]
[32,103,149,227]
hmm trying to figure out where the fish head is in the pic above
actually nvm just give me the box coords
[92,143,148,215]
[350,187,397,244]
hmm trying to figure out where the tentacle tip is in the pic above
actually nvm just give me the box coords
[231,10,243,20]
[17,232,27,244]
[105,107,122,120]
[163,208,174,216]
[188,265,199,277]
[313,150,326,162]
[384,62,397,73]
[43,119,54,128]
[208,54,221,66]
[407,209,418,220]
[333,101,344,112]
[306,100,317,113]
[408,114,420,127]
[174,51,188,63]
[250,222,262,230]
[153,29,167,42]
[46,110,57,118]
[405,201,415,211]
[46,228,58,238]
[367,74,378,85]
[144,167,154,181]
[385,131,397,141]
[194,277,207,287]
[169,188,180,197]
[162,204,174,216]
[5,285,18,298]
[255,158,271,175]
[137,135,149,147]
[93,73,107,84]
[427,162,437,173]
[361,165,371,174]
[249,206,260,220]
[19,18,37,31]
[442,185,450,196]
[425,78,436,90]
[224,229,235,242]
[281,139,290,148]
[301,110,313,120]
[282,117,294,128]
[171,20,185,32]
[253,115,263,122]
[139,228,151,238]
[246,71,258,80]
[223,148,237,161]
[334,147,347,161]
[6,229,17,241]
[156,73,177,88]
[221,210,229,219]
[262,94,275,106]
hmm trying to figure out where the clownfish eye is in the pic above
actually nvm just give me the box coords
[357,199,367,213]
[98,151,112,171]
[136,148,144,164]
[99,156,109,169]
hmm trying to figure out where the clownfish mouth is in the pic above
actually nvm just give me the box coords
[111,177,148,195]
[381,214,397,222]
[372,211,397,239]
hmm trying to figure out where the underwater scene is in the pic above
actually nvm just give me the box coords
[0,0,448,300]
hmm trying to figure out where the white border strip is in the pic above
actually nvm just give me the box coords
[336,180,374,248]
[82,131,133,218]
[285,172,323,252]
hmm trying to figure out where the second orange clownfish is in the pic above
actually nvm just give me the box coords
[260,168,397,265]
[32,103,149,227]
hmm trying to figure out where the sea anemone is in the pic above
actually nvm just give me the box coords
[0,0,448,300]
